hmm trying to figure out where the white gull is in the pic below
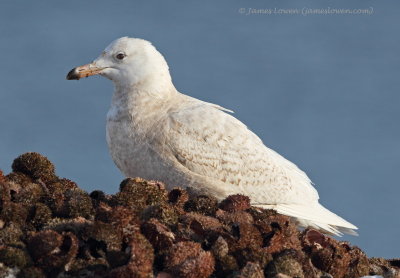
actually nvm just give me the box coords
[67,37,357,236]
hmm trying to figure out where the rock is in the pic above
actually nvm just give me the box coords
[233,261,264,278]
[164,241,215,278]
[11,152,57,183]
[27,230,78,273]
[0,245,32,268]
[168,187,189,207]
[141,218,175,252]
[265,249,305,278]
[184,195,219,216]
[108,232,154,278]
[219,194,251,212]
[111,178,168,215]
[0,152,395,278]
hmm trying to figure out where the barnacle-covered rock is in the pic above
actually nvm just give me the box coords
[233,261,264,278]
[96,203,139,228]
[17,267,46,278]
[42,181,67,215]
[176,212,224,243]
[0,202,29,226]
[388,258,400,268]
[57,178,78,191]
[0,154,395,277]
[228,222,263,251]
[43,217,92,236]
[84,221,123,253]
[368,257,400,277]
[301,229,351,278]
[107,250,131,268]
[215,254,239,277]
[40,178,79,217]
[0,225,25,251]
[219,194,251,213]
[231,245,272,271]
[168,187,189,208]
[92,204,140,246]
[108,232,154,278]
[214,216,267,269]
[184,195,218,216]
[111,178,168,214]
[216,209,254,225]
[211,237,239,277]
[163,241,215,278]
[141,218,175,252]
[29,202,52,229]
[0,170,5,183]
[65,257,108,277]
[181,212,222,232]
[0,245,32,268]
[60,188,94,219]
[155,272,174,278]
[265,249,305,278]
[11,182,44,207]
[250,208,301,254]
[212,236,229,258]
[27,230,78,273]
[90,190,108,208]
[141,218,175,273]
[0,181,10,211]
[94,202,114,222]
[12,152,57,183]
[343,245,369,278]
[141,203,179,227]
[0,222,24,247]
[45,179,75,195]
[270,274,292,278]
[0,263,19,278]
[6,171,33,188]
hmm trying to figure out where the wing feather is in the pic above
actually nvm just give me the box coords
[164,101,318,205]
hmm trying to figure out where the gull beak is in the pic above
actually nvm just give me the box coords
[66,63,105,80]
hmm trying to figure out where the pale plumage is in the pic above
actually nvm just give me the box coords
[67,37,357,236]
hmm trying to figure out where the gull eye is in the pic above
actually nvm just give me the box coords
[116,53,126,60]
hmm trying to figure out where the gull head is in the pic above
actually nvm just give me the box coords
[66,37,172,90]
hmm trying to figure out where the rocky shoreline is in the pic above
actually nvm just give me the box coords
[0,152,397,278]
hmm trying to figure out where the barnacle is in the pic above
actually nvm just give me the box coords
[163,241,215,278]
[111,178,168,215]
[11,152,57,183]
[219,194,251,212]
[184,195,218,216]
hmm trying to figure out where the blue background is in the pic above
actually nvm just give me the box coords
[0,0,398,258]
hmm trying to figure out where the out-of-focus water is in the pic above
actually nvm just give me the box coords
[0,0,398,257]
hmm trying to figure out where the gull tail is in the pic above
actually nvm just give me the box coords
[255,203,358,236]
